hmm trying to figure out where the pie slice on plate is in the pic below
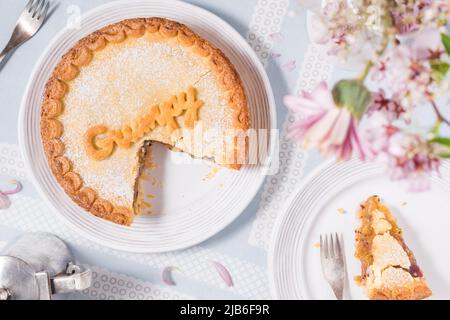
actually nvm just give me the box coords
[40,18,249,226]
[355,196,432,300]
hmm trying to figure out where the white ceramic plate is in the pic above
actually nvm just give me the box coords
[19,0,276,253]
[269,158,450,299]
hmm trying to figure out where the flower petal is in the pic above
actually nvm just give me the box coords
[162,266,177,286]
[1,180,23,196]
[338,133,353,160]
[310,81,336,110]
[308,13,330,44]
[349,119,368,161]
[271,52,282,59]
[0,194,11,210]
[304,108,341,146]
[212,261,233,287]
[281,60,296,72]
[269,32,284,42]
[284,95,326,115]
[323,112,353,160]
[287,112,326,139]
[410,28,443,60]
[321,109,352,148]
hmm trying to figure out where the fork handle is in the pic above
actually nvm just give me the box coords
[0,41,16,68]
[0,49,8,66]
[0,50,10,68]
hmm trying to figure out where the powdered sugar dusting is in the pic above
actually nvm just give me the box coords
[60,36,231,207]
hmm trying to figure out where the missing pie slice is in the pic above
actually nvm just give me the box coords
[354,196,432,300]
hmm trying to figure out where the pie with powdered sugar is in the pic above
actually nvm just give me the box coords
[40,18,249,226]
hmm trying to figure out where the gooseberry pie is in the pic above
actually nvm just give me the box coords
[40,18,249,225]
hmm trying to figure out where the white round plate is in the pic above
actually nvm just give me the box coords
[269,158,450,299]
[19,0,276,253]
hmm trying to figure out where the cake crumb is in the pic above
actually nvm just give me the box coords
[337,208,346,215]
[149,176,162,188]
[203,166,221,181]
[142,201,152,209]
[140,173,149,181]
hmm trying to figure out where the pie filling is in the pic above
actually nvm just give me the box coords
[132,141,152,215]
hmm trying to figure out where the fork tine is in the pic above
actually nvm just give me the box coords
[32,0,45,18]
[37,1,49,21]
[319,235,323,258]
[321,234,325,258]
[29,0,41,15]
[323,234,329,258]
[25,0,34,12]
[319,232,346,300]
[334,233,342,258]
[329,233,335,258]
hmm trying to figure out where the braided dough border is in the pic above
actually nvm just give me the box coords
[40,18,249,226]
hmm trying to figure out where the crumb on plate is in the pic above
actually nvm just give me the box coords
[203,166,221,181]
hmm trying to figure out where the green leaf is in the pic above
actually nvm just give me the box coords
[332,80,372,120]
[430,137,450,147]
[431,137,450,159]
[438,153,450,159]
[431,60,450,81]
[441,33,450,55]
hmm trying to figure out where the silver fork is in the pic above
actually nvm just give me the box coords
[320,233,346,300]
[0,0,50,67]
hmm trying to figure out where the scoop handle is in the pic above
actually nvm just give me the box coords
[0,288,10,300]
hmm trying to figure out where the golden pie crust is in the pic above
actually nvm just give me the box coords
[355,196,432,300]
[40,18,249,226]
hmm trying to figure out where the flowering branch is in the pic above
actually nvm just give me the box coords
[285,0,450,192]
[358,34,390,82]
[430,99,450,126]
[357,60,374,82]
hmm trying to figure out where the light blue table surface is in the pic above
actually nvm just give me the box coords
[0,0,372,300]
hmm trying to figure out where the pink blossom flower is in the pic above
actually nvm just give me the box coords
[362,113,441,192]
[284,81,369,160]
[387,132,441,192]
[372,45,411,91]
[368,90,406,122]
[393,0,448,34]
[362,112,399,159]
[371,29,442,111]
[410,28,445,60]
[392,1,423,35]
[308,12,330,44]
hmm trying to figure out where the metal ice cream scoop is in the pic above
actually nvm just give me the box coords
[0,232,91,300]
